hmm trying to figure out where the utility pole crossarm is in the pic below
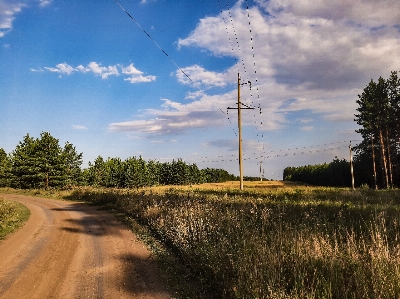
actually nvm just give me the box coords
[227,73,255,191]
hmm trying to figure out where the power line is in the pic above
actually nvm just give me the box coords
[200,144,355,163]
[225,0,247,79]
[115,0,239,139]
[113,0,193,83]
[196,140,361,163]
[220,108,238,137]
[156,140,362,164]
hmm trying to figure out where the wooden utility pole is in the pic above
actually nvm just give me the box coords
[371,135,378,190]
[349,142,355,190]
[238,74,243,190]
[228,73,254,191]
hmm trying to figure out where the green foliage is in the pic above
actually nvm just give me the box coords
[283,157,351,187]
[62,142,84,187]
[83,157,234,188]
[201,167,236,183]
[354,71,400,188]
[2,132,83,189]
[0,198,30,239]
[289,71,400,189]
[2,132,234,190]
[0,148,12,187]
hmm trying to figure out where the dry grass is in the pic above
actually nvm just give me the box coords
[0,197,30,239]
[3,184,400,298]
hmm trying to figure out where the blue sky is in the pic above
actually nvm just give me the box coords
[1,0,400,179]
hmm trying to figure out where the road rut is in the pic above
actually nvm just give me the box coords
[0,194,170,299]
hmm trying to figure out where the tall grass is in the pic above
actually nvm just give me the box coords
[0,197,30,239]
[47,186,400,297]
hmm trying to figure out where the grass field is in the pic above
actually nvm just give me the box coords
[0,197,30,239]
[2,182,400,298]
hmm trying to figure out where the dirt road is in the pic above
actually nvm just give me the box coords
[0,194,170,299]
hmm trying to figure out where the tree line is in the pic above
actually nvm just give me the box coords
[283,158,351,187]
[0,132,235,189]
[354,71,400,189]
[284,71,400,189]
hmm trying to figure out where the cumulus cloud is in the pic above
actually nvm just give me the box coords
[115,0,398,137]
[0,0,53,37]
[108,92,238,135]
[45,63,75,75]
[124,75,157,83]
[87,62,119,79]
[176,65,229,88]
[0,1,26,37]
[38,62,156,83]
[109,109,225,136]
[257,0,400,27]
[163,0,399,136]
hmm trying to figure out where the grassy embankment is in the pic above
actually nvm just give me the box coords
[0,197,30,239]
[2,181,400,298]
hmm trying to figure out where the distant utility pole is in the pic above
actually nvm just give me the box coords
[349,141,355,190]
[371,135,378,190]
[228,73,254,190]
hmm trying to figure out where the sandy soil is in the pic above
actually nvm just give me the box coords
[0,194,171,299]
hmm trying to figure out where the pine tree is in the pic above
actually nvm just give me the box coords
[0,148,12,187]
[10,132,82,189]
[62,142,83,187]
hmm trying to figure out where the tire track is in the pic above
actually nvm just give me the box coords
[0,194,170,299]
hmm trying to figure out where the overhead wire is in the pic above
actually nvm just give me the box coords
[200,142,357,163]
[243,0,265,170]
[217,0,240,137]
[115,0,236,140]
[155,140,362,165]
[226,0,248,79]
[114,0,357,174]
[196,140,361,163]
[113,0,193,83]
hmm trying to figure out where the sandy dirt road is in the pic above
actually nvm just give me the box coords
[0,194,170,299]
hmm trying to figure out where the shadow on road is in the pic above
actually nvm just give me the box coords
[118,252,170,298]
[51,204,124,237]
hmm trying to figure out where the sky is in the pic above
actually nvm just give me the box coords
[1,0,400,180]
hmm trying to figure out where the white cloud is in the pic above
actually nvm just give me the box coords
[38,0,52,7]
[0,0,53,37]
[121,63,142,75]
[76,65,90,73]
[176,65,229,88]
[184,90,206,100]
[29,67,43,72]
[108,109,225,135]
[108,93,231,135]
[166,0,400,137]
[38,61,156,83]
[0,1,26,38]
[124,74,156,83]
[258,0,400,27]
[87,62,119,79]
[45,62,75,75]
[47,0,394,140]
